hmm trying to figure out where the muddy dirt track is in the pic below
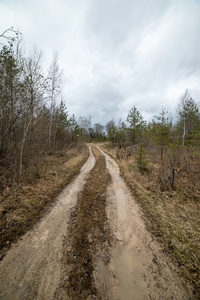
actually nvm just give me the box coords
[0,146,195,299]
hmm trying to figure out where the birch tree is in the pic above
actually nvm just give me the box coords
[47,52,62,147]
[177,90,200,145]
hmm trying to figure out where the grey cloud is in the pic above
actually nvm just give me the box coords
[1,0,200,126]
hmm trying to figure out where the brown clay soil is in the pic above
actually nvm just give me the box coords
[0,145,197,299]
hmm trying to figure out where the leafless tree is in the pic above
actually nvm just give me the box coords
[47,52,62,147]
[177,89,199,145]
[78,116,91,139]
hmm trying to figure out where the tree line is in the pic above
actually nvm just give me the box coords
[0,31,85,189]
[105,89,200,191]
[105,89,200,148]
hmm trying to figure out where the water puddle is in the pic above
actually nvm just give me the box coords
[97,147,130,224]
[115,238,150,300]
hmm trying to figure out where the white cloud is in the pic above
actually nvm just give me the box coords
[0,0,200,125]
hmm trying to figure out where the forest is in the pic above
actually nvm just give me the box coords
[0,30,200,295]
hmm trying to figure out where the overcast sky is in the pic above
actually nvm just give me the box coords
[1,0,200,126]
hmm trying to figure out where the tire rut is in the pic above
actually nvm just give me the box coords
[0,147,95,300]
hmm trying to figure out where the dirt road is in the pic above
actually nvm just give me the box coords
[0,146,195,299]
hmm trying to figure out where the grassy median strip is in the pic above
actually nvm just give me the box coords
[58,147,111,299]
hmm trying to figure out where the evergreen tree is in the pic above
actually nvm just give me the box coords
[127,106,143,143]
[135,144,149,173]
[153,108,172,161]
[0,45,21,159]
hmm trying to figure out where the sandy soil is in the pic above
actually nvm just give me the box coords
[0,146,195,299]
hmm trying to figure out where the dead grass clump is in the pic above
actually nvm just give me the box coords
[58,147,111,299]
[0,144,89,259]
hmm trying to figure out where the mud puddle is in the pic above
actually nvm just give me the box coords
[115,238,149,300]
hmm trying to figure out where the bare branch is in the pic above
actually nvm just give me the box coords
[0,27,22,45]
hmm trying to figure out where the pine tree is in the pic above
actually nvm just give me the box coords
[127,106,143,143]
[153,108,172,161]
[135,144,149,173]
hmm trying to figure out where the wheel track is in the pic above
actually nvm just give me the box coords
[0,147,95,300]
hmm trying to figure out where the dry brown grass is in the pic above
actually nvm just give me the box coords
[0,143,89,259]
[101,143,200,298]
